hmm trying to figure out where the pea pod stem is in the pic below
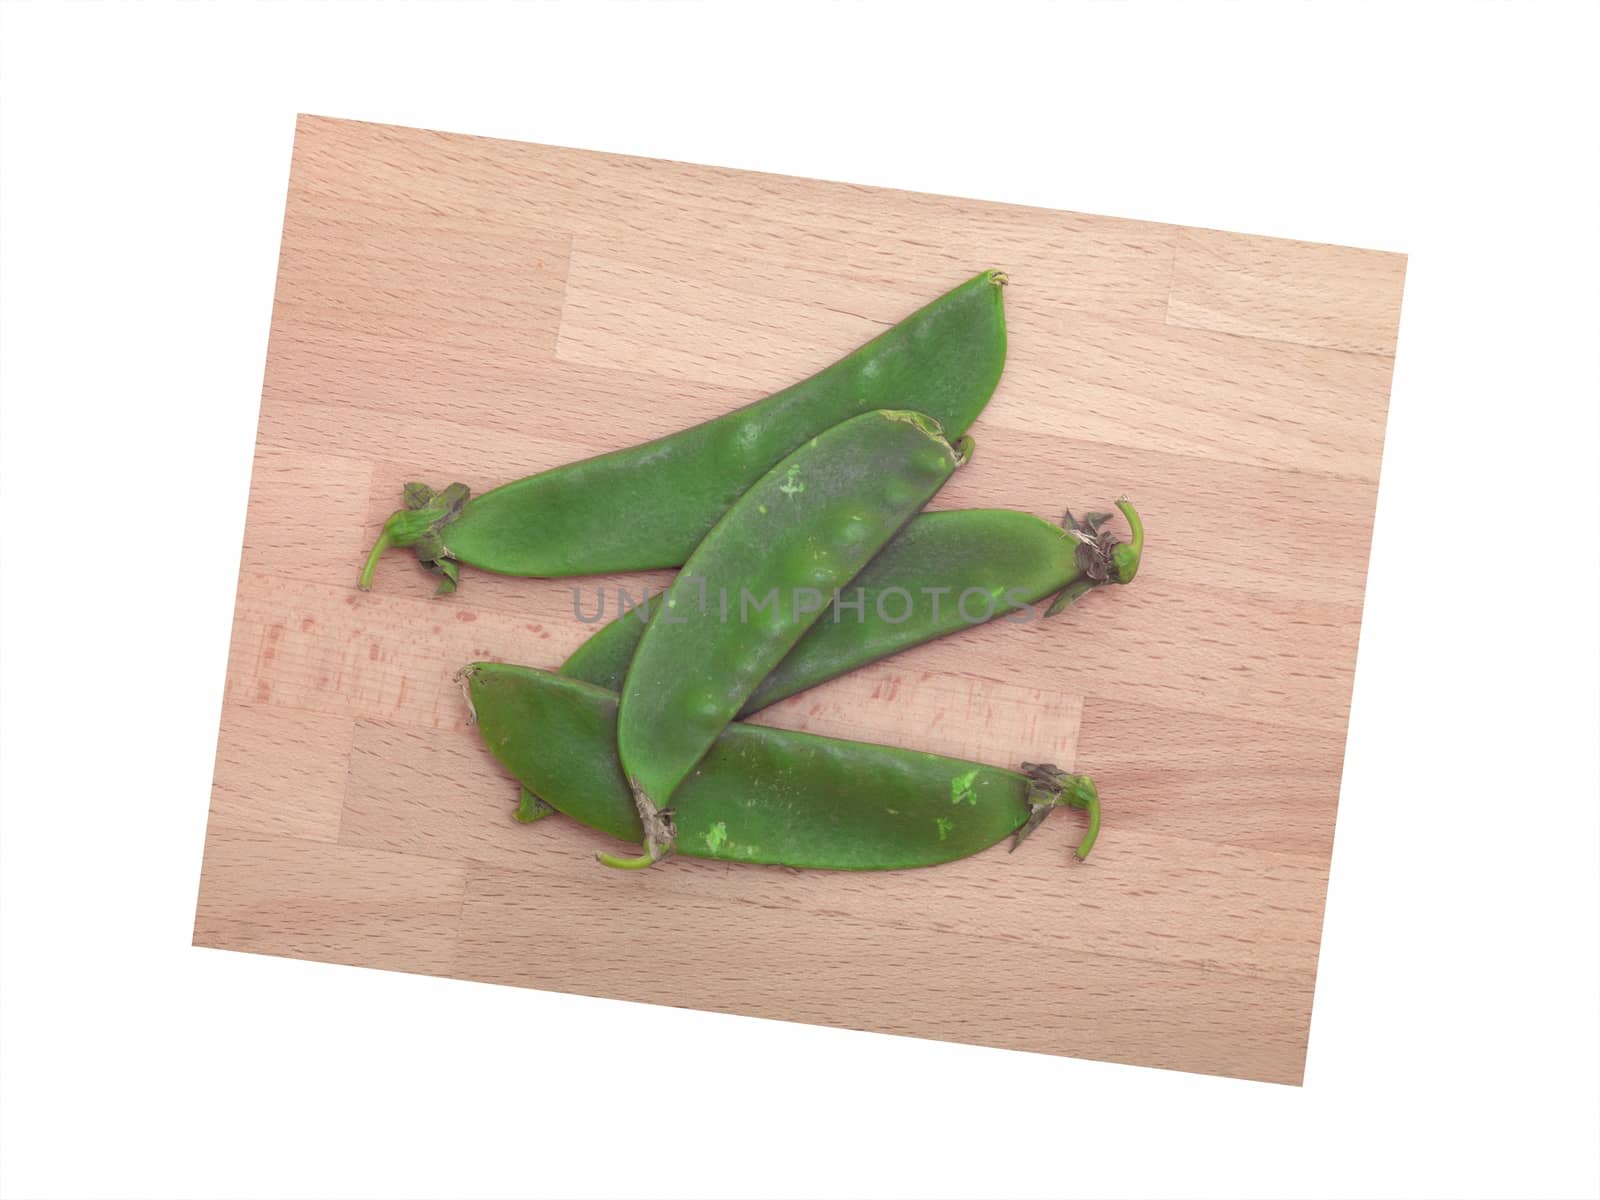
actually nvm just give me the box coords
[357,482,471,593]
[1015,763,1100,860]
[357,527,394,591]
[1045,497,1144,615]
[1075,789,1102,861]
[1110,496,1144,585]
[596,848,658,870]
[628,782,675,867]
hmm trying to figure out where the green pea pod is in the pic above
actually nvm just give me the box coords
[617,409,972,866]
[561,501,1144,707]
[358,270,1007,593]
[462,664,1100,869]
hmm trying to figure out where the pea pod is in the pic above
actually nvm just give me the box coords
[461,664,1100,869]
[562,501,1143,707]
[617,409,971,866]
[358,270,1007,593]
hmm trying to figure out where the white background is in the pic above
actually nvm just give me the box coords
[2,2,1596,1197]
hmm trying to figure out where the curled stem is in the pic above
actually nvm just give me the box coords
[357,527,394,591]
[1018,763,1102,862]
[1072,785,1101,861]
[613,781,675,869]
[1110,496,1143,585]
[356,482,471,593]
[596,848,657,870]
[1045,496,1144,615]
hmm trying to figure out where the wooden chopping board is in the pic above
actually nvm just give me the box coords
[193,115,1404,1085]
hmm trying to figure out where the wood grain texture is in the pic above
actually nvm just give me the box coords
[1167,227,1406,354]
[193,115,1404,1084]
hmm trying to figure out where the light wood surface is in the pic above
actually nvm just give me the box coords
[193,115,1405,1085]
